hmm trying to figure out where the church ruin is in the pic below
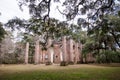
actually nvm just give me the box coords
[24,36,94,64]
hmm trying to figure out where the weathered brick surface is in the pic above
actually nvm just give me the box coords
[69,39,74,62]
[34,40,40,64]
[74,42,79,63]
[25,42,29,64]
[53,44,61,63]
[62,36,67,62]
[66,40,70,62]
[40,50,47,63]
[47,38,52,62]
[32,36,89,64]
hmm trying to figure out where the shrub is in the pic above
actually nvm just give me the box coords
[96,50,120,63]
[68,61,74,65]
[60,61,68,66]
[45,61,52,65]
[77,61,82,64]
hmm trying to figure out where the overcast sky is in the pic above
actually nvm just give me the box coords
[0,0,30,23]
[0,0,68,24]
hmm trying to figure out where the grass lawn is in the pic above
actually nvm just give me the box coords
[0,63,120,80]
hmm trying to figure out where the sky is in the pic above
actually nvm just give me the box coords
[0,0,86,24]
[0,0,67,24]
[0,0,30,23]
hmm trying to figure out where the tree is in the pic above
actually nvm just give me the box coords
[106,15,120,48]
[5,17,74,47]
[16,0,120,48]
[15,32,35,64]
[17,0,120,28]
[0,22,6,42]
[81,13,120,63]
[0,31,15,64]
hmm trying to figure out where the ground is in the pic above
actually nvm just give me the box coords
[0,63,120,80]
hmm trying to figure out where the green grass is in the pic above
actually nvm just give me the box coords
[0,64,120,80]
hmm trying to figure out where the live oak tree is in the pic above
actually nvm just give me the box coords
[17,0,120,27]
[5,17,76,47]
[16,0,120,46]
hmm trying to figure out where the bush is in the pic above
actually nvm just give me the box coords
[68,61,74,65]
[0,51,25,64]
[60,61,68,66]
[45,61,52,65]
[96,50,120,63]
[77,61,82,64]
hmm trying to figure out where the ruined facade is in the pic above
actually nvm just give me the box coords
[24,36,94,64]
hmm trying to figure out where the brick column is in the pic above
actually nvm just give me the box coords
[39,46,42,63]
[47,38,52,62]
[25,42,29,64]
[50,48,54,63]
[60,49,63,62]
[62,36,67,61]
[79,43,83,62]
[42,50,46,63]
[75,42,79,63]
[69,39,74,62]
[34,40,39,64]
